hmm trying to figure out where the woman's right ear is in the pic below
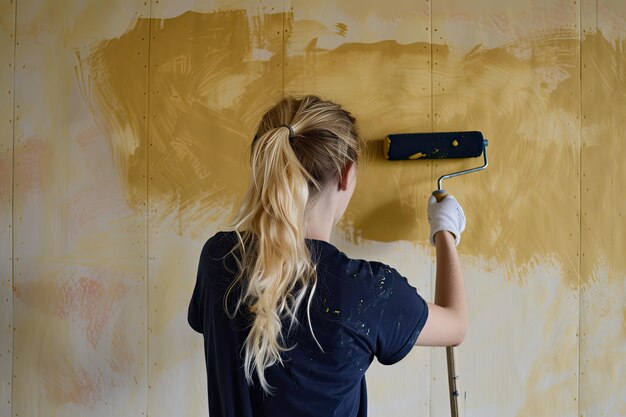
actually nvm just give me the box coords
[338,162,355,191]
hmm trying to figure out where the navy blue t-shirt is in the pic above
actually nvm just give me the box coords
[188,231,428,417]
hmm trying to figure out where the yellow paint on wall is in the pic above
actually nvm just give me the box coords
[84,11,285,235]
[84,11,599,289]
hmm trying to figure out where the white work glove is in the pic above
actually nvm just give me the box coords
[427,194,466,246]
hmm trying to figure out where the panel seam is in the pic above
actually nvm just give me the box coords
[578,0,583,415]
[145,1,153,416]
[11,1,17,417]
[282,0,287,97]
[429,1,434,417]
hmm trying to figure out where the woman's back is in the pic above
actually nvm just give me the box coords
[187,95,467,416]
[188,231,428,417]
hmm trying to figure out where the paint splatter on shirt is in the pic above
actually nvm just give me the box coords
[187,231,428,417]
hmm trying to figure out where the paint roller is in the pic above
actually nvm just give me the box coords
[384,130,489,417]
[384,130,488,200]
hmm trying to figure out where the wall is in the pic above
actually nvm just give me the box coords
[0,0,625,416]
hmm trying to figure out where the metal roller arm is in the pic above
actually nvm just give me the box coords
[437,140,489,190]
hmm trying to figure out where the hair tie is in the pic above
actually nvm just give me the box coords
[279,124,295,138]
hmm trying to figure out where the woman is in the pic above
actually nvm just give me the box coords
[188,95,467,417]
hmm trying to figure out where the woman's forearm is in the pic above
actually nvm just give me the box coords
[434,230,467,340]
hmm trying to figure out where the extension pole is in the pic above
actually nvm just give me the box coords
[446,346,462,417]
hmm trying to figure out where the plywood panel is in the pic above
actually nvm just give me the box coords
[0,1,15,416]
[285,1,433,415]
[145,1,286,415]
[431,1,580,415]
[13,1,150,415]
[580,1,626,415]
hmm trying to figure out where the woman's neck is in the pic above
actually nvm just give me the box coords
[304,195,336,243]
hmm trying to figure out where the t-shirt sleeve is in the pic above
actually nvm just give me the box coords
[373,263,429,365]
[187,241,209,334]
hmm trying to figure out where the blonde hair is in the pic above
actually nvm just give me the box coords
[226,95,364,393]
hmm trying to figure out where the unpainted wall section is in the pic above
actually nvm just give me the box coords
[11,1,150,415]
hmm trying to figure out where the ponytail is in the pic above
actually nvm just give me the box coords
[226,96,364,393]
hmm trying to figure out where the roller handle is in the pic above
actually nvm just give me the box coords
[446,346,462,417]
[432,189,448,202]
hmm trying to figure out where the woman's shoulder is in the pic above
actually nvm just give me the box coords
[206,230,237,245]
[315,240,394,272]
[313,241,403,292]
[199,231,403,284]
[199,230,239,261]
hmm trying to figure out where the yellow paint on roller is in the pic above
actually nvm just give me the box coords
[408,152,426,159]
[383,136,391,159]
[452,139,459,147]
